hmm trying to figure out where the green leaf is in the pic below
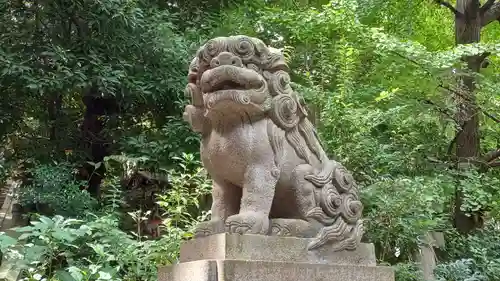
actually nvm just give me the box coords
[24,245,47,261]
[89,264,101,275]
[68,267,84,281]
[0,234,18,249]
[15,226,35,233]
[88,243,105,256]
[98,271,112,280]
[38,216,54,226]
[52,229,75,242]
[17,233,32,241]
[55,270,77,281]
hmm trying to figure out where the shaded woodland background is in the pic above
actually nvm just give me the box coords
[0,0,500,280]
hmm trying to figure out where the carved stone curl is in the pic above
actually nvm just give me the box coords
[182,35,364,251]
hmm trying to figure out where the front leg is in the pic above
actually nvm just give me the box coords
[183,105,210,134]
[194,178,240,238]
[225,163,279,235]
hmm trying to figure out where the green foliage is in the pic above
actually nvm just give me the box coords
[0,0,207,164]
[393,263,424,281]
[157,153,211,231]
[119,117,200,171]
[17,163,98,217]
[0,154,10,185]
[434,259,487,281]
[458,170,500,217]
[0,156,211,281]
[362,174,454,262]
[0,0,499,280]
[438,225,500,280]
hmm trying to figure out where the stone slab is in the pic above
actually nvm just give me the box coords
[158,260,217,281]
[158,259,394,281]
[0,180,22,280]
[180,233,376,266]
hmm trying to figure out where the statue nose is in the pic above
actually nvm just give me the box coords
[210,52,243,68]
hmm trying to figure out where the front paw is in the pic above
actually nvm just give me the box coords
[225,212,270,235]
[194,219,225,238]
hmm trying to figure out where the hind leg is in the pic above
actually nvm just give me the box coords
[267,165,321,238]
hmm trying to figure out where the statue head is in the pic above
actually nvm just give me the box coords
[185,36,302,119]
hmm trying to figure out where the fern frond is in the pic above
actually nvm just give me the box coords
[282,45,295,64]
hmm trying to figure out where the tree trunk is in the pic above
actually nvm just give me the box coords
[452,0,483,233]
[80,85,118,198]
[47,93,63,149]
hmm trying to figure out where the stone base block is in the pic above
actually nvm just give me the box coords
[158,259,394,281]
[179,233,376,266]
[158,234,394,281]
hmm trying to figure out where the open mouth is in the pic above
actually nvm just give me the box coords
[208,81,249,93]
[199,65,269,110]
[200,65,265,94]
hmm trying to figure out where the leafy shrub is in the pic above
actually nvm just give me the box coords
[120,117,200,171]
[16,163,98,217]
[393,263,424,281]
[456,170,500,218]
[361,174,453,263]
[439,223,500,280]
[0,154,211,281]
[157,153,212,232]
[434,259,487,281]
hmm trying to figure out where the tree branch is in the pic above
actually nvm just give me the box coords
[420,98,456,121]
[434,0,464,17]
[480,0,496,14]
[481,2,500,26]
[390,51,500,126]
[483,111,500,123]
[437,84,500,124]
[484,148,500,163]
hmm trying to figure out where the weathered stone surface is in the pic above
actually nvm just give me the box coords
[180,233,376,266]
[159,234,394,281]
[183,35,364,252]
[0,180,23,280]
[158,260,394,281]
[158,260,217,281]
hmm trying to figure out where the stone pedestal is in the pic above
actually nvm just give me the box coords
[158,234,394,281]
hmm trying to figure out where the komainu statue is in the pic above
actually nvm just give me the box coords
[182,35,364,251]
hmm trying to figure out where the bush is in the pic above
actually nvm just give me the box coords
[434,259,487,281]
[394,263,424,281]
[156,153,212,232]
[0,154,211,281]
[437,223,500,280]
[361,174,453,263]
[16,162,98,217]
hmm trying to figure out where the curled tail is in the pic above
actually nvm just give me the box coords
[304,160,364,251]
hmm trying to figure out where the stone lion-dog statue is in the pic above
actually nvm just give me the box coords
[182,35,364,251]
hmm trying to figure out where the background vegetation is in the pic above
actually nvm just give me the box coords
[0,0,499,280]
